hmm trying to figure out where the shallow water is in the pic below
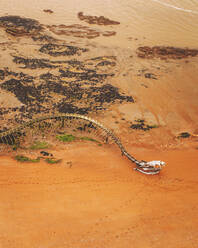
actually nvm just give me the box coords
[1,0,198,48]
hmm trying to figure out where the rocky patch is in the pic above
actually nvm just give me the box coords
[13,56,57,69]
[0,15,43,36]
[78,12,120,25]
[137,46,198,60]
[0,53,133,125]
[0,15,133,128]
[39,43,88,57]
[47,24,116,39]
[130,119,157,131]
[1,79,44,104]
[0,68,34,83]
[144,73,157,80]
[43,9,54,14]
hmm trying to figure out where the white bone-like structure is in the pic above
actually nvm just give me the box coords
[134,160,165,175]
[0,113,166,175]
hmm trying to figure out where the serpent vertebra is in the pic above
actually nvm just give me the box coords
[0,113,165,175]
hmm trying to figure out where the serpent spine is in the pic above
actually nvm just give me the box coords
[0,113,165,174]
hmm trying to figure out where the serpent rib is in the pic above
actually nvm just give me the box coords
[0,113,165,175]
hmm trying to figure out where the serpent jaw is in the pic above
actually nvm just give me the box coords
[134,160,166,175]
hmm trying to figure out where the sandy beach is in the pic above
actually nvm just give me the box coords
[0,145,198,248]
[0,1,198,247]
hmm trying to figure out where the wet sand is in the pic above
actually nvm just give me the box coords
[0,144,198,247]
[1,0,198,48]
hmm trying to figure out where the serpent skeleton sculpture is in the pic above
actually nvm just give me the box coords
[0,113,165,175]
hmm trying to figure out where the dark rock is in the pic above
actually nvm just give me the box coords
[32,34,56,42]
[40,151,53,157]
[57,102,89,115]
[144,73,157,80]
[1,79,43,104]
[178,132,191,138]
[130,119,157,131]
[89,84,134,103]
[39,43,88,57]
[43,9,54,14]
[13,56,57,69]
[78,12,120,25]
[137,46,198,60]
[96,60,116,67]
[0,69,5,80]
[0,15,43,36]
[59,68,113,83]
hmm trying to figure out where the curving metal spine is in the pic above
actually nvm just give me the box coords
[0,113,165,175]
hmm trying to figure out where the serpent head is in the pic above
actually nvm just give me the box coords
[135,160,166,175]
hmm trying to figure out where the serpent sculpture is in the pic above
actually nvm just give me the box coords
[0,113,165,175]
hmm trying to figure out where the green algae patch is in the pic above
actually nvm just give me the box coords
[56,134,76,142]
[30,141,50,150]
[56,134,102,145]
[45,158,62,164]
[14,155,40,163]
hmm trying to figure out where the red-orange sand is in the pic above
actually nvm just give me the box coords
[0,144,197,248]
